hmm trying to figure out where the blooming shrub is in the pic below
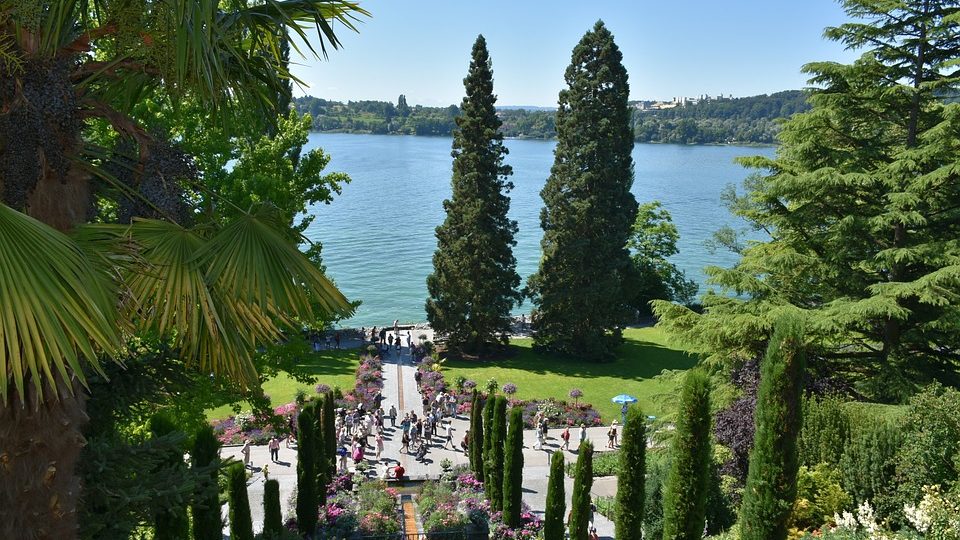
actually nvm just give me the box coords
[315,383,331,395]
[502,383,518,395]
[488,503,543,540]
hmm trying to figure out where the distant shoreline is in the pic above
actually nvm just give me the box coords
[308,130,777,148]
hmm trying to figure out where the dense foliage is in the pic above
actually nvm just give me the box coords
[625,202,698,316]
[470,390,485,480]
[654,0,960,401]
[263,478,283,539]
[615,406,646,540]
[426,35,521,353]
[527,21,639,361]
[297,406,319,536]
[662,370,712,539]
[293,91,808,144]
[486,396,508,510]
[191,426,223,540]
[739,315,806,540]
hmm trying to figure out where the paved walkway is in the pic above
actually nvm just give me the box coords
[221,338,620,538]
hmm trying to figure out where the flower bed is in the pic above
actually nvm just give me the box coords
[418,362,602,427]
[418,472,490,538]
[211,353,384,445]
[285,476,401,538]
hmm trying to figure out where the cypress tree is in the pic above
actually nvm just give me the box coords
[313,397,329,506]
[662,370,712,539]
[263,478,283,539]
[323,390,337,479]
[149,414,189,540]
[296,406,318,536]
[616,405,646,540]
[486,396,508,510]
[569,440,594,540]
[482,394,496,491]
[544,450,566,540]
[527,20,638,362]
[470,390,485,478]
[739,314,806,540]
[191,425,223,540]
[426,34,521,354]
[503,406,525,527]
[228,462,254,540]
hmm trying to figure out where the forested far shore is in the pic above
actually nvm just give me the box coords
[293,90,809,144]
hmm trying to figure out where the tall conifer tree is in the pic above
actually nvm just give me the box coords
[486,396,508,510]
[528,20,638,361]
[654,0,960,399]
[482,394,496,486]
[191,425,223,540]
[263,478,283,539]
[569,441,594,540]
[616,406,646,540]
[739,315,806,540]
[662,370,712,539]
[503,406,524,527]
[227,463,254,540]
[296,406,318,537]
[470,390,485,479]
[544,451,566,540]
[426,35,520,354]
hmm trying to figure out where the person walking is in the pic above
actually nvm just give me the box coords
[376,433,384,461]
[561,426,571,451]
[444,422,454,449]
[286,415,296,448]
[268,437,280,462]
[610,420,619,447]
[395,334,401,353]
[337,445,348,472]
[241,440,252,469]
[388,405,397,427]
[334,331,341,349]
[578,423,587,451]
[401,430,410,454]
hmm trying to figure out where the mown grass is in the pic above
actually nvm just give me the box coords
[444,327,699,422]
[206,348,360,420]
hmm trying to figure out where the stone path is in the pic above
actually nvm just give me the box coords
[221,336,620,538]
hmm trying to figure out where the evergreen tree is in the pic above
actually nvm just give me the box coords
[148,414,188,540]
[426,35,520,354]
[569,440,594,540]
[739,315,807,540]
[470,390,485,479]
[527,20,638,362]
[654,0,960,400]
[191,425,223,540]
[798,395,851,468]
[616,406,646,540]
[487,396,508,510]
[544,451,566,540]
[397,94,410,117]
[503,406,525,527]
[314,397,327,505]
[296,406,319,536]
[662,370,712,539]
[482,394,496,490]
[228,463,254,540]
[840,418,902,519]
[263,478,283,539]
[625,202,698,317]
[323,390,337,480]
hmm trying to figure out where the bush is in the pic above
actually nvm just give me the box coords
[798,395,850,469]
[789,464,852,532]
[839,416,901,520]
[895,383,960,516]
[566,450,620,478]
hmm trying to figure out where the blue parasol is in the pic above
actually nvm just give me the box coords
[611,394,638,404]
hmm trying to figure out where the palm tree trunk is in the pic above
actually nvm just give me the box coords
[0,379,88,539]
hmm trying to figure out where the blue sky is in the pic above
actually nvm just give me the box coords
[290,0,862,107]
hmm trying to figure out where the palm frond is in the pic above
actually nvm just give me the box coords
[0,204,120,403]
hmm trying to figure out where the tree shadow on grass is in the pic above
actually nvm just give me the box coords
[447,337,697,382]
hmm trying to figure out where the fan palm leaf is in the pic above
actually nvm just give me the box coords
[0,204,120,403]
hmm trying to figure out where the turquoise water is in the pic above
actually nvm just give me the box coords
[302,133,774,328]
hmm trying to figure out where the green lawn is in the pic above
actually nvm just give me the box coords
[444,327,698,422]
[206,349,360,420]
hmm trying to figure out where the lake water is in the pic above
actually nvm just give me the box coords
[302,133,774,328]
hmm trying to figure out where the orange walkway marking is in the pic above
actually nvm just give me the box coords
[402,500,418,538]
